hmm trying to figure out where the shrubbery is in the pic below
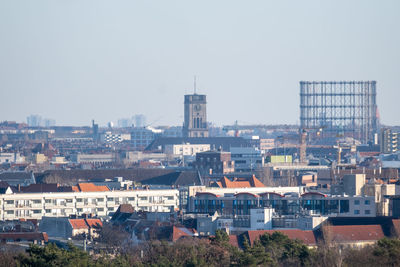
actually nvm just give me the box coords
[2,232,400,267]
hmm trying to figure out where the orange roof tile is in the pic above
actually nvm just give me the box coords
[172,226,196,242]
[217,176,265,188]
[71,186,79,192]
[69,219,88,229]
[76,183,109,192]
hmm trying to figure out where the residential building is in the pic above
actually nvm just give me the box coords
[188,190,376,218]
[40,217,102,239]
[195,150,234,175]
[230,147,264,172]
[72,153,115,164]
[0,187,179,220]
[380,128,398,153]
[0,152,25,164]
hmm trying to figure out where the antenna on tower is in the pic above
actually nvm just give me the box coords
[194,75,197,94]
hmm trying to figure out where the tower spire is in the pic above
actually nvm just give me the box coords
[194,75,197,94]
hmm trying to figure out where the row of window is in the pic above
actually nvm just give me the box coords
[3,196,175,206]
[354,200,370,205]
[354,209,371,215]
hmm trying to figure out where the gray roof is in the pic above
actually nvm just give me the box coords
[0,172,34,186]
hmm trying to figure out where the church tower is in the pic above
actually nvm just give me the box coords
[183,92,209,138]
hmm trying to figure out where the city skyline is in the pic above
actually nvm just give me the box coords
[1,1,399,126]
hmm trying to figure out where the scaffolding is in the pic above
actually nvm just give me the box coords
[300,81,378,144]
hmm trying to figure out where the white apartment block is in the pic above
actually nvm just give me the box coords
[164,144,210,156]
[0,189,179,220]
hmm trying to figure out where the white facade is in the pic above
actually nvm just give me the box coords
[101,132,131,143]
[250,208,273,230]
[73,153,115,164]
[164,144,210,156]
[0,189,179,220]
[0,153,25,164]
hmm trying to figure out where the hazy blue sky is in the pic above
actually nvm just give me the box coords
[1,0,399,127]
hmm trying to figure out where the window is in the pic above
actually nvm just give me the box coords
[77,208,83,212]
[6,210,14,215]
[45,209,51,213]
[108,207,114,211]
[166,196,174,200]
[365,200,370,205]
[354,210,360,215]
[33,210,41,214]
[5,200,14,205]
[97,198,104,202]
[139,197,148,201]
[66,199,73,203]
[76,198,83,202]
[45,199,52,204]
[365,210,371,215]
[354,200,360,205]
[97,208,104,212]
[32,200,41,204]
[107,197,114,202]
[128,197,135,201]
[339,200,349,213]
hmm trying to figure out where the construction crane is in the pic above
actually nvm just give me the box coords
[299,127,325,163]
[333,141,356,165]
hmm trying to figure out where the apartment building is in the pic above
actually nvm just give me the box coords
[189,191,376,218]
[0,189,179,220]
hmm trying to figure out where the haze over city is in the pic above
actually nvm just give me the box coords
[1,0,400,126]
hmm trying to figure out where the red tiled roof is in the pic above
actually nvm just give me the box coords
[69,219,89,229]
[217,176,265,188]
[85,219,102,228]
[229,235,239,247]
[172,226,197,242]
[72,183,110,192]
[246,230,317,246]
[325,225,384,242]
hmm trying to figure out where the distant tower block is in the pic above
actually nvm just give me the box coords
[300,81,378,144]
[183,93,209,138]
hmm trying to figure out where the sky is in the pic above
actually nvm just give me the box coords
[0,0,399,127]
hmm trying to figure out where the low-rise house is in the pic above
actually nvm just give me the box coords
[320,225,385,248]
[40,217,102,239]
[0,232,48,245]
[230,229,318,249]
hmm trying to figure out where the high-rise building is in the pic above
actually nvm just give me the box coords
[183,94,208,137]
[27,115,42,127]
[380,128,398,154]
[133,114,146,128]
